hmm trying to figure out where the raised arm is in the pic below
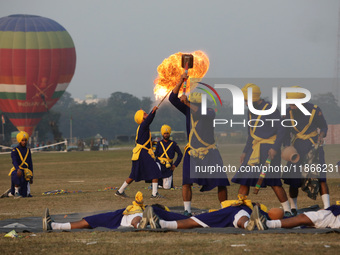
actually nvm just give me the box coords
[140,106,158,129]
[172,72,188,95]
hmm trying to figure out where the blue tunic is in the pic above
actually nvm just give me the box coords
[83,206,189,229]
[10,145,33,197]
[84,209,125,229]
[129,111,162,182]
[282,103,328,187]
[193,205,269,228]
[169,92,230,191]
[83,205,275,229]
[232,100,285,187]
[153,206,189,221]
[155,139,183,178]
[326,205,340,217]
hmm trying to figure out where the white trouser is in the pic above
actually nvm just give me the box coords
[27,182,31,195]
[156,162,173,190]
[304,210,340,228]
[120,213,143,227]
[162,175,173,190]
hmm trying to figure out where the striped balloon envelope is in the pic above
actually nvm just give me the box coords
[0,14,76,136]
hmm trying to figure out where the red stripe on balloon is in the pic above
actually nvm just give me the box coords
[0,48,76,79]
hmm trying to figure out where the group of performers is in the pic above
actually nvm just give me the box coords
[3,71,340,231]
[115,72,230,216]
[42,74,340,231]
[42,191,340,231]
[117,72,335,218]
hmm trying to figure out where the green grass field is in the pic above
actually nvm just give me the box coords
[0,144,340,254]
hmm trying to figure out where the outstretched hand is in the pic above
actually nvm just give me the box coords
[173,72,189,94]
[17,169,22,178]
[268,148,277,160]
[180,95,189,105]
[180,72,189,83]
[151,106,158,113]
[317,133,325,145]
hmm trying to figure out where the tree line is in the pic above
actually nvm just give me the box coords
[1,91,339,145]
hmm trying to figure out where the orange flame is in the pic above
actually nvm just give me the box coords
[153,51,209,100]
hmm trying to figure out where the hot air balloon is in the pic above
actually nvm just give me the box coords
[0,14,76,136]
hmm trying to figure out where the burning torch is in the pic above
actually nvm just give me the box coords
[181,54,194,95]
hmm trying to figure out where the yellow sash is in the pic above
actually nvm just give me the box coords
[221,195,254,209]
[123,201,146,215]
[290,105,318,145]
[8,148,33,181]
[247,104,276,166]
[158,141,174,165]
[187,114,216,159]
[210,195,268,213]
[131,126,155,161]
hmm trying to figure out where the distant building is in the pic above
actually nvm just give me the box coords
[74,94,107,105]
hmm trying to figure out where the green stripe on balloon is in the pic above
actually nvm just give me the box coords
[0,31,75,49]
[0,92,26,100]
[52,90,65,99]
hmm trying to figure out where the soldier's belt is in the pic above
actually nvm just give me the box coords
[293,130,318,145]
[8,167,33,181]
[157,157,173,165]
[248,135,276,166]
[132,144,155,161]
[187,144,216,160]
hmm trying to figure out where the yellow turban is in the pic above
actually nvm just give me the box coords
[16,131,29,143]
[135,191,144,205]
[161,124,172,135]
[134,110,145,125]
[188,92,202,103]
[286,86,306,99]
[241,83,261,102]
[123,191,145,215]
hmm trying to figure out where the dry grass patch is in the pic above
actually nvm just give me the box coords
[0,145,340,254]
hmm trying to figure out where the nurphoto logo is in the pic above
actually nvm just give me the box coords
[200,84,312,116]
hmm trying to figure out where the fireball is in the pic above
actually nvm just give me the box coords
[154,51,209,100]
